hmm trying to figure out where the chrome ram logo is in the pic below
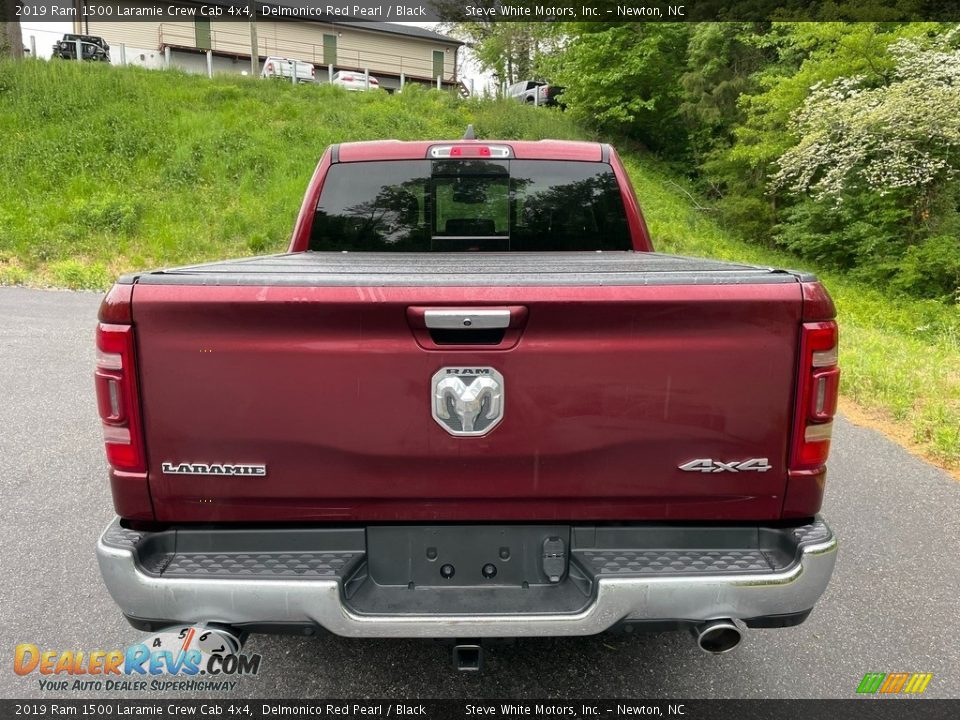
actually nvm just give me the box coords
[431,367,504,437]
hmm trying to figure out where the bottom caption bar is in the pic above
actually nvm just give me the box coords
[3,700,957,720]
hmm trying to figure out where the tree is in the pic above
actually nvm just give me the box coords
[1,0,24,60]
[697,22,923,241]
[448,21,553,87]
[679,23,772,166]
[544,23,690,155]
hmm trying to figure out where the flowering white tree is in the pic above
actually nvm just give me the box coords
[772,32,960,203]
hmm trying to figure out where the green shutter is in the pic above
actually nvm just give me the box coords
[323,34,337,66]
[194,19,211,51]
[432,50,444,81]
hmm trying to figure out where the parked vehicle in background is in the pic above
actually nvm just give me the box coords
[52,34,110,62]
[507,80,564,107]
[330,70,380,91]
[261,56,315,83]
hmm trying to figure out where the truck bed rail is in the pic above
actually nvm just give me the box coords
[121,251,807,287]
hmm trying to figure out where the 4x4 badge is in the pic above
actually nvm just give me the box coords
[678,458,772,473]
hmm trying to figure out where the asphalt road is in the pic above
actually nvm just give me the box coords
[0,286,957,700]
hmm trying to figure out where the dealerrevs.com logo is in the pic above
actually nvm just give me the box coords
[14,625,261,692]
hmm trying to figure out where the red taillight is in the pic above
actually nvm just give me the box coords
[450,146,491,157]
[790,321,840,471]
[266,62,273,72]
[95,324,145,473]
[370,78,378,84]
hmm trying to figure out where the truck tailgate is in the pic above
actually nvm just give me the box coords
[129,252,803,522]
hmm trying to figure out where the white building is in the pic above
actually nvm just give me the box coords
[71,1,466,93]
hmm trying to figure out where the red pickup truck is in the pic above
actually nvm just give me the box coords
[95,135,839,670]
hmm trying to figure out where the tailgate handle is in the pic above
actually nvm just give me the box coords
[423,308,512,330]
[408,306,528,348]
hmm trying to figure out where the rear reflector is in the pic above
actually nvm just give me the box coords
[804,422,834,443]
[95,348,123,370]
[812,346,838,367]
[790,322,840,472]
[95,324,145,473]
[102,425,131,444]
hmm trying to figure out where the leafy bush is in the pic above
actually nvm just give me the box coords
[0,260,28,286]
[48,260,110,290]
[895,235,960,301]
[774,193,911,271]
[246,233,272,254]
[75,196,143,235]
[716,194,776,247]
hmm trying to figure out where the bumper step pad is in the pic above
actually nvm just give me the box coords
[102,523,364,580]
[143,550,360,578]
[577,548,778,576]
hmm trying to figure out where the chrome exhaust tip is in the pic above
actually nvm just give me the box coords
[691,620,743,654]
[196,623,247,654]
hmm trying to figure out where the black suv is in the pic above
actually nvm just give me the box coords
[53,34,110,62]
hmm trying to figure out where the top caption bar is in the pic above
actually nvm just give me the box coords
[11,0,960,22]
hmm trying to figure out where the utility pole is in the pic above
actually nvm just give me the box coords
[248,1,258,77]
[0,0,24,60]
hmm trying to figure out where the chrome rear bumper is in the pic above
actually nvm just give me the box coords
[97,517,837,638]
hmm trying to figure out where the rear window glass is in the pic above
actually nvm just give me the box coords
[309,159,632,252]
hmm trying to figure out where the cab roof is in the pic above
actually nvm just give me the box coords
[336,139,604,163]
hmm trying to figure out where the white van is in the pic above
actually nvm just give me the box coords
[261,56,315,83]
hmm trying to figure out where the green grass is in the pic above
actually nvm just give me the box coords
[1,59,958,468]
[0,59,583,279]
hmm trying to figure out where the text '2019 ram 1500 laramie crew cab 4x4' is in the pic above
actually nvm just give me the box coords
[95,133,839,670]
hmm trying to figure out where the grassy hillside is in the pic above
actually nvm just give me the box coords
[0,60,585,288]
[1,59,958,469]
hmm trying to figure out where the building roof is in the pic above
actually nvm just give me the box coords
[253,2,463,45]
[334,21,463,45]
[191,2,462,45]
